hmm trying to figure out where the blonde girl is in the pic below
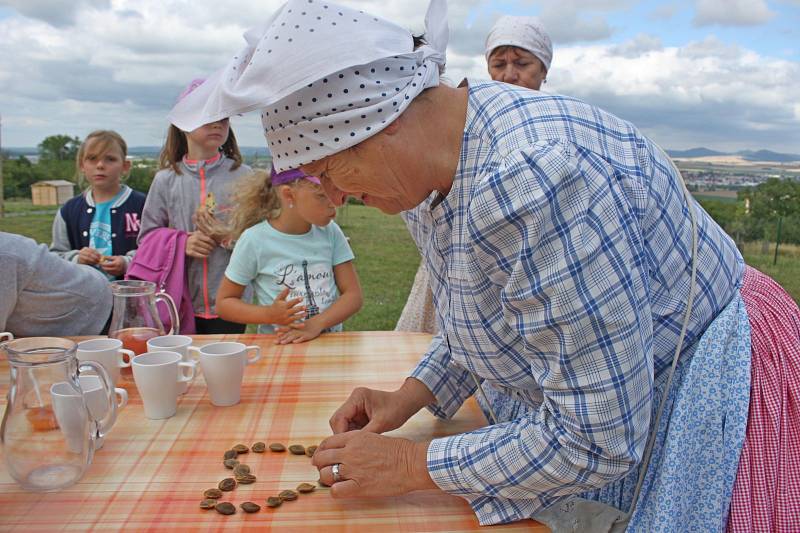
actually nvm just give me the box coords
[216,168,362,344]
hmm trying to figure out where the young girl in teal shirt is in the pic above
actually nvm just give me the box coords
[216,168,362,344]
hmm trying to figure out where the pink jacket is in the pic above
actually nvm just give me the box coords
[125,228,195,334]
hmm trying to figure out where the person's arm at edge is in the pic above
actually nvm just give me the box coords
[49,209,80,262]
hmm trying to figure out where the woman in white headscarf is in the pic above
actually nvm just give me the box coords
[169,1,800,531]
[397,15,555,335]
[485,15,552,91]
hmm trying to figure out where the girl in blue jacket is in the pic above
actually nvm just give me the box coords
[50,130,146,280]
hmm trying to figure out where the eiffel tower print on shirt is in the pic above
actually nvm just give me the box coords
[302,260,320,319]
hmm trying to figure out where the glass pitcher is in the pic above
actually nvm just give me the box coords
[108,280,180,356]
[0,337,117,491]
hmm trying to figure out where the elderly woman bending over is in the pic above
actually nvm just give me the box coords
[169,1,800,531]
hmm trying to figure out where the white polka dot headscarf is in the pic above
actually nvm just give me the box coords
[168,0,449,172]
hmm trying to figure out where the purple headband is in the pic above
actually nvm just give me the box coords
[270,167,321,186]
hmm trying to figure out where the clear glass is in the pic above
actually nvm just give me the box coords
[108,280,180,356]
[0,337,116,491]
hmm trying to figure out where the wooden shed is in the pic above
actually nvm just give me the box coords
[31,180,75,206]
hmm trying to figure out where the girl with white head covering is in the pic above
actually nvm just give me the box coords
[141,79,253,334]
[484,15,552,90]
[169,1,800,531]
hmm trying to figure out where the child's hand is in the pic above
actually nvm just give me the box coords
[275,319,324,344]
[100,255,126,277]
[193,207,230,244]
[186,231,216,258]
[268,287,306,326]
[77,247,102,265]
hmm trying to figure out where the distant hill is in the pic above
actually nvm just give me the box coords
[737,150,800,163]
[3,147,37,157]
[127,146,161,157]
[668,147,800,163]
[127,146,270,158]
[666,147,726,158]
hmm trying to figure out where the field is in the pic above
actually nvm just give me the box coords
[737,241,800,306]
[692,190,740,204]
[1,201,798,332]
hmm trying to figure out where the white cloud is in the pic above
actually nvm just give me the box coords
[609,33,663,58]
[546,35,800,151]
[0,0,797,154]
[693,0,774,27]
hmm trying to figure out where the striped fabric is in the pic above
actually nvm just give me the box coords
[403,80,746,525]
[0,333,546,532]
[728,267,800,532]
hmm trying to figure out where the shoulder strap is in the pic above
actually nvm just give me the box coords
[624,150,698,518]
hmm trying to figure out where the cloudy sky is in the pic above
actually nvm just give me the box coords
[1,0,798,153]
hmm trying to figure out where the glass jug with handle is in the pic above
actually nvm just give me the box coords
[108,280,180,356]
[0,337,117,491]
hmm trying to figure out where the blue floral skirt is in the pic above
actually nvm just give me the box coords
[477,293,752,532]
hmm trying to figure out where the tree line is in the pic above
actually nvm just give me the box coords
[700,178,800,245]
[1,134,155,198]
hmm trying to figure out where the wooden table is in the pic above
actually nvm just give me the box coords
[0,332,547,531]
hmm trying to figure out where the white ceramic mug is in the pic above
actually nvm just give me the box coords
[132,351,196,419]
[146,335,201,394]
[79,375,127,450]
[0,332,13,342]
[50,382,91,454]
[198,342,261,407]
[77,338,134,387]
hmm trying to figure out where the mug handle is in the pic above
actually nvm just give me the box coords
[0,332,13,351]
[118,348,134,368]
[245,345,261,365]
[186,346,202,362]
[177,361,197,385]
[114,387,129,409]
[155,291,180,335]
[78,360,118,442]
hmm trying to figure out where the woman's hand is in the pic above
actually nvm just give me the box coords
[77,247,102,266]
[329,378,435,435]
[267,287,306,325]
[185,231,216,258]
[312,431,436,497]
[100,255,126,277]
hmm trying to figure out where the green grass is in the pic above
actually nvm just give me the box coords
[693,193,739,204]
[336,204,420,330]
[741,241,800,306]
[2,198,59,215]
[3,204,797,329]
[0,212,53,242]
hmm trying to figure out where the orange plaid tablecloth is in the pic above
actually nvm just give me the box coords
[0,332,548,532]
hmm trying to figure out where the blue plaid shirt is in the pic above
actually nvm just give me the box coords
[404,80,745,525]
